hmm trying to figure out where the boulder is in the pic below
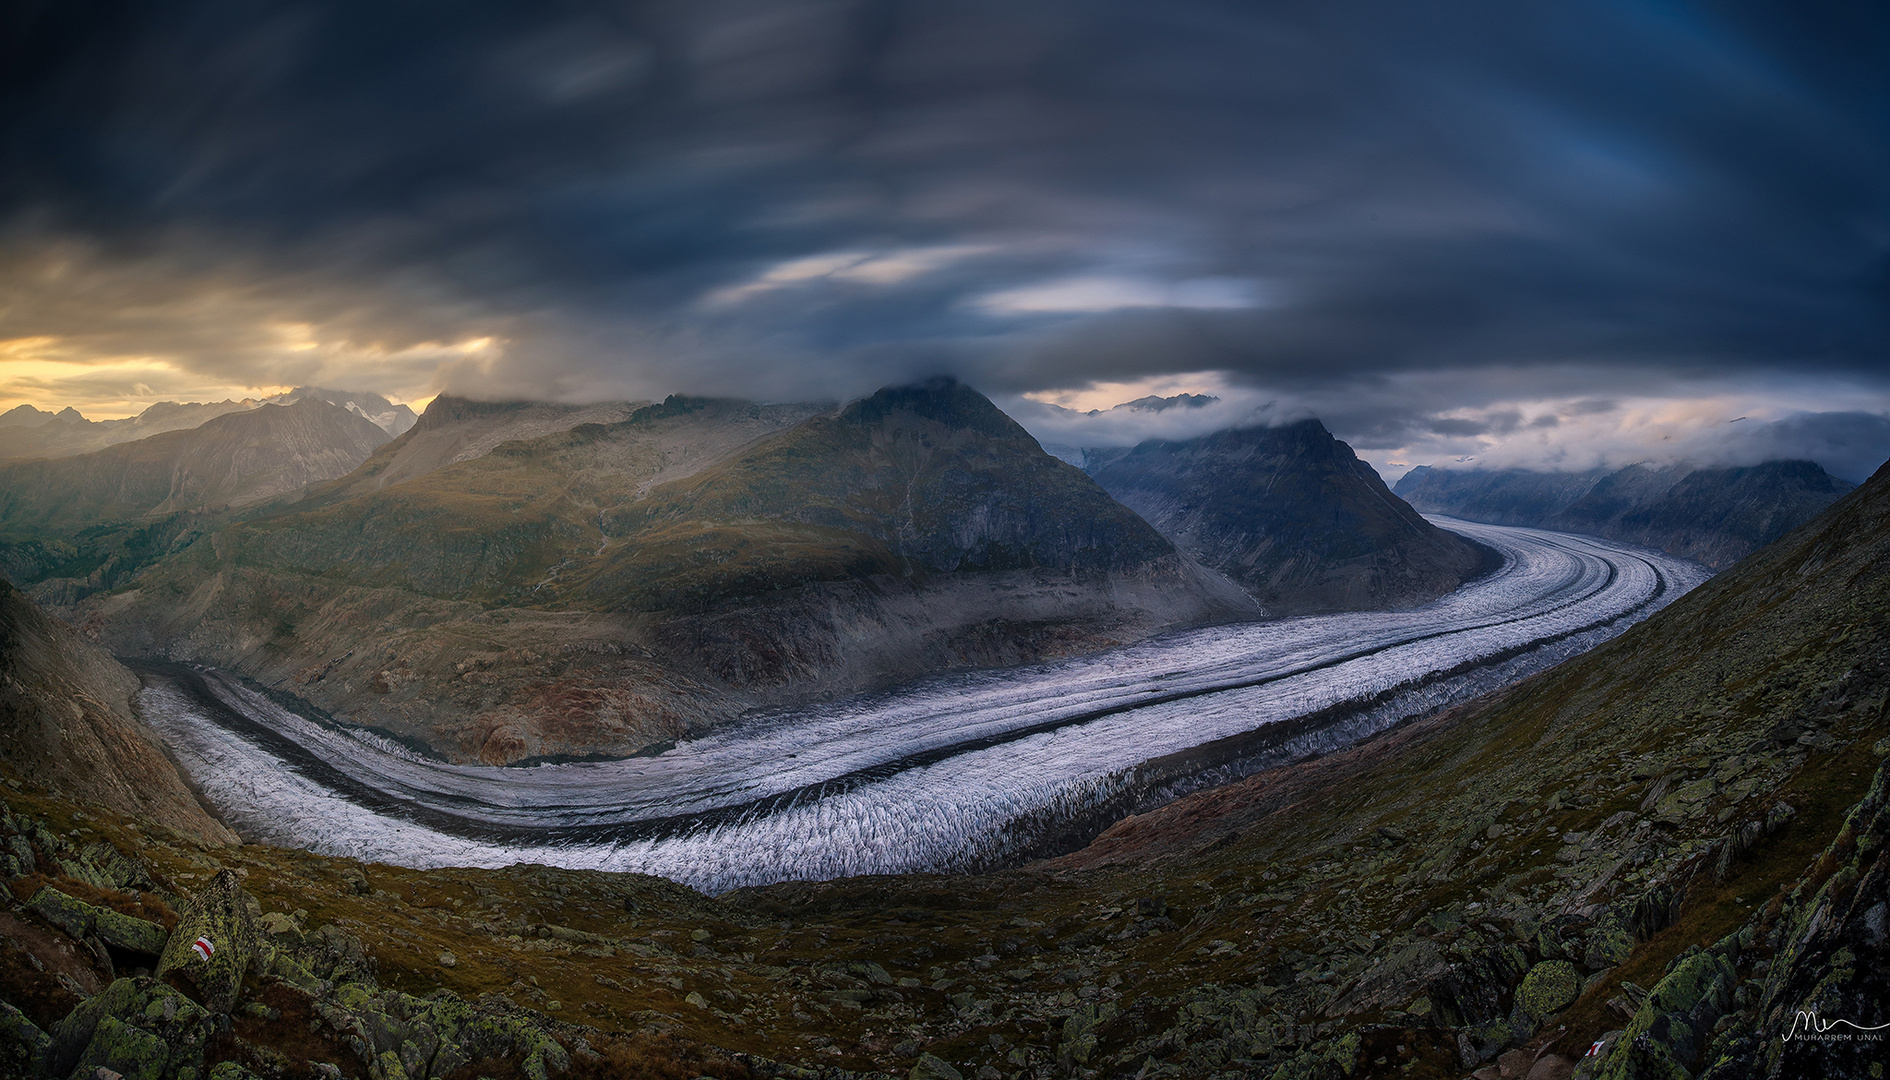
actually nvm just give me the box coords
[911,1052,964,1080]
[0,1001,50,1078]
[1516,961,1582,1025]
[27,886,169,957]
[46,977,212,1080]
[155,868,260,1013]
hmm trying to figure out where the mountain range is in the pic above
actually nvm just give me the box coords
[1394,459,1854,568]
[0,387,415,464]
[0,399,392,536]
[0,410,1883,1078]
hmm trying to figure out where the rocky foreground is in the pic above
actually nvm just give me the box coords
[0,468,1887,1077]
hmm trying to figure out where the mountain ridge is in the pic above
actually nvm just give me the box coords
[1395,459,1853,568]
[0,399,392,539]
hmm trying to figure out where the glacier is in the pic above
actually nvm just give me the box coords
[134,518,1712,893]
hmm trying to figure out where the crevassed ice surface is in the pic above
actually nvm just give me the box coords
[137,518,1712,893]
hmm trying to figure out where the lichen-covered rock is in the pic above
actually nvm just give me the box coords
[1589,942,1737,1080]
[1516,961,1582,1024]
[30,886,171,959]
[1748,758,1890,1079]
[1582,907,1636,972]
[315,981,569,1080]
[1056,1001,1117,1070]
[26,885,96,938]
[910,1052,964,1080]
[155,868,260,1014]
[69,1014,167,1080]
[1153,982,1278,1068]
[46,977,211,1080]
[0,1001,50,1079]
[1456,1017,1513,1067]
[1263,1031,1360,1080]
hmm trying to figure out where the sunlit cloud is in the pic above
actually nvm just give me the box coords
[974,276,1265,315]
[1023,372,1234,413]
[703,245,995,307]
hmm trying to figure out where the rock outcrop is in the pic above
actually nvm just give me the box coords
[1085,420,1493,613]
[1394,458,1854,569]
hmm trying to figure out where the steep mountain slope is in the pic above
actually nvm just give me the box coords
[1395,459,1854,568]
[74,382,1254,762]
[0,399,391,536]
[0,579,232,843]
[1084,420,1492,613]
[0,399,259,461]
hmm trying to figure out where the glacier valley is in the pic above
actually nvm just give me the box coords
[134,518,1712,893]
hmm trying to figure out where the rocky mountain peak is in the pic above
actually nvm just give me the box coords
[838,376,1031,441]
[1085,418,1488,614]
[0,404,52,429]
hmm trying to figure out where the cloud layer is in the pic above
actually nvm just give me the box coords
[2,0,1886,476]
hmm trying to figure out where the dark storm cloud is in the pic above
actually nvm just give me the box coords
[1,0,1886,416]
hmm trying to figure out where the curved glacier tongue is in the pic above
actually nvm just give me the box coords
[136,518,1709,894]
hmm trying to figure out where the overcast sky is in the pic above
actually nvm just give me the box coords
[3,1,1887,478]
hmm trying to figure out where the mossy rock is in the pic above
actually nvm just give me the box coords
[910,1052,964,1080]
[0,1001,49,1077]
[27,885,168,957]
[1518,960,1583,1023]
[155,868,260,1014]
[69,1014,166,1080]
[47,977,211,1080]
